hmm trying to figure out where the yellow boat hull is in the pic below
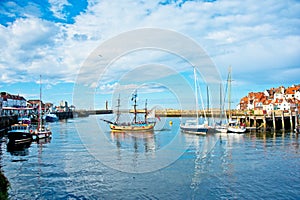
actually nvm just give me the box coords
[110,123,155,131]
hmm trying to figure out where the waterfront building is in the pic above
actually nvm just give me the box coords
[239,84,300,112]
[27,100,44,109]
[1,92,27,108]
[45,103,54,112]
[1,92,27,116]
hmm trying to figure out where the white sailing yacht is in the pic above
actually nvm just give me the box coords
[180,66,209,134]
[226,67,246,133]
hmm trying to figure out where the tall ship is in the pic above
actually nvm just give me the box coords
[102,91,156,131]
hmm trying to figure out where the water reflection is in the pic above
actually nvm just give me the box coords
[183,133,220,190]
[6,141,32,156]
[110,130,156,153]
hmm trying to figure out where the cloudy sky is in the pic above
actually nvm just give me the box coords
[0,0,299,110]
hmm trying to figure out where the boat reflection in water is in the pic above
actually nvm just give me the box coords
[6,140,32,156]
[36,137,52,145]
[110,130,156,153]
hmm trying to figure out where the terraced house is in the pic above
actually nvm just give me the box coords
[239,85,300,112]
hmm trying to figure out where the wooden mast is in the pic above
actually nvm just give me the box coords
[145,99,148,123]
[115,94,121,124]
[132,90,137,124]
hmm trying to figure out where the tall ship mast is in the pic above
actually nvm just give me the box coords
[101,90,156,132]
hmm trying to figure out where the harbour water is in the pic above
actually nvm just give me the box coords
[1,115,300,199]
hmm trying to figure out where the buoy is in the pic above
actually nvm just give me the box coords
[169,121,173,126]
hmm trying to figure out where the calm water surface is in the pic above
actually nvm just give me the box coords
[1,116,300,199]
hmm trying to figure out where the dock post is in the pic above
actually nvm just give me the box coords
[289,110,293,131]
[281,111,285,130]
[295,108,298,134]
[245,115,249,127]
[272,110,276,131]
[253,116,257,129]
[263,115,267,132]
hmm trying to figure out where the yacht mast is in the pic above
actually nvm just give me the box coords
[39,75,42,131]
[228,66,232,119]
[207,85,210,112]
[193,66,199,125]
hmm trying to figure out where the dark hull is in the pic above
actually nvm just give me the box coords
[7,132,33,145]
[45,116,59,122]
[180,127,208,134]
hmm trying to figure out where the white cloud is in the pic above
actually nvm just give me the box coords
[0,0,299,92]
[48,0,71,20]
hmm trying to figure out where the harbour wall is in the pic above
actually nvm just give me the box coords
[0,115,18,133]
[51,110,113,119]
[155,109,299,132]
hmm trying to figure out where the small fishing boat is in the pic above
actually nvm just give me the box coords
[34,126,52,140]
[180,66,209,134]
[7,123,33,145]
[102,91,156,132]
[227,119,246,133]
[43,113,59,122]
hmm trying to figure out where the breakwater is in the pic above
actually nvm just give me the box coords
[51,110,113,119]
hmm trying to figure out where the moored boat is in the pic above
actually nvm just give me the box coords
[7,123,33,145]
[18,116,31,124]
[227,119,246,133]
[225,67,246,134]
[33,75,52,140]
[180,66,209,135]
[180,120,209,135]
[33,126,52,140]
[110,122,155,132]
[43,113,59,122]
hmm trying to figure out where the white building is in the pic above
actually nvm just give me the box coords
[295,91,300,100]
[274,92,284,100]
[263,100,274,111]
[0,92,27,108]
[277,99,290,111]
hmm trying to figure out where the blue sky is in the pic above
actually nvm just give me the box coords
[0,0,300,110]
